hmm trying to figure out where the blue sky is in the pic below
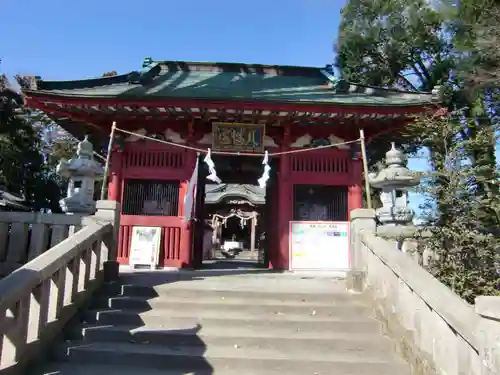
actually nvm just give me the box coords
[1,0,343,79]
[2,0,429,217]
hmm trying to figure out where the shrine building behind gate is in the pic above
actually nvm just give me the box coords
[21,59,438,270]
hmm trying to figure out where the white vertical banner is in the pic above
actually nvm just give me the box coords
[183,156,199,222]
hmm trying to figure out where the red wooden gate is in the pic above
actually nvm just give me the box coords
[116,142,195,268]
[275,148,361,269]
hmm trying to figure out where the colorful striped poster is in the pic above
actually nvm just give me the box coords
[289,221,350,271]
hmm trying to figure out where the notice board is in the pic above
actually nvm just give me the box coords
[289,221,350,271]
[129,226,161,269]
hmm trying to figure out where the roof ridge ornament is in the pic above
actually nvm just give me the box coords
[319,65,340,89]
[127,62,161,85]
[14,75,39,91]
[142,56,154,69]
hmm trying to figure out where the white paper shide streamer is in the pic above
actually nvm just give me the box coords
[204,148,221,184]
[257,150,270,188]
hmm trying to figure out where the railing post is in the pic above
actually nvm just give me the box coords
[84,200,121,282]
[347,208,376,292]
[475,296,500,375]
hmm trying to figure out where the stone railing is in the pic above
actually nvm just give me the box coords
[349,209,500,375]
[0,211,90,277]
[376,228,436,271]
[0,201,120,375]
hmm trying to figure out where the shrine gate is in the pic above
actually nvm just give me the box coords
[21,59,438,270]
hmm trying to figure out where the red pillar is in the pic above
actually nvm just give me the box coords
[275,153,292,270]
[348,159,363,218]
[274,125,292,270]
[107,150,123,202]
[108,150,124,264]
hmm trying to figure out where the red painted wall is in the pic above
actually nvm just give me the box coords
[113,141,194,268]
[113,142,363,270]
[274,148,363,270]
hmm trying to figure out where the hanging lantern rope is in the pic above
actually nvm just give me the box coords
[112,126,362,187]
[113,126,360,157]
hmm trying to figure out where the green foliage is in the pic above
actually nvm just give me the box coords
[336,0,500,301]
[0,73,73,212]
[408,113,500,302]
[335,0,456,169]
[336,0,451,90]
[0,109,63,212]
[445,0,500,90]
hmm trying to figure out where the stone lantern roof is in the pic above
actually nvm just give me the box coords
[368,142,420,189]
[57,135,104,178]
[57,136,104,214]
[368,142,423,235]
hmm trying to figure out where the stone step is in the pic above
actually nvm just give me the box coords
[212,250,260,260]
[114,271,350,294]
[70,324,396,354]
[54,341,410,375]
[30,273,411,375]
[81,305,375,326]
[36,360,409,375]
[72,314,382,338]
[94,292,367,308]
[91,295,372,316]
[100,283,360,303]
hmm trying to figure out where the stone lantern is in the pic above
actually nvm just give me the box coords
[368,142,420,235]
[57,136,104,214]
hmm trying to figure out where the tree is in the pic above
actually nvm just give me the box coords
[334,0,456,173]
[446,0,500,90]
[335,0,452,91]
[0,71,23,125]
[336,0,500,301]
[409,111,500,302]
[0,71,67,212]
[334,0,456,207]
[336,0,498,187]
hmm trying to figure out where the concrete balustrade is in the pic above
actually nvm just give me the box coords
[0,212,90,277]
[0,202,498,375]
[0,201,120,375]
[349,208,500,375]
[475,297,500,375]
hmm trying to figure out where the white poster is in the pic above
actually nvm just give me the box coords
[289,221,350,271]
[129,226,162,269]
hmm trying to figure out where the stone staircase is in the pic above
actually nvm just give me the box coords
[33,271,411,375]
[212,249,261,261]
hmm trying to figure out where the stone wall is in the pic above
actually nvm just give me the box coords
[350,208,500,375]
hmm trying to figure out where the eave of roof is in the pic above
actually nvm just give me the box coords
[0,190,30,211]
[20,60,439,108]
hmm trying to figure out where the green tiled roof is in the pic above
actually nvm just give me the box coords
[24,60,437,107]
